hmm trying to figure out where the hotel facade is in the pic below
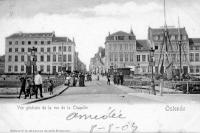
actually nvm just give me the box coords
[105,27,200,75]
[5,32,76,74]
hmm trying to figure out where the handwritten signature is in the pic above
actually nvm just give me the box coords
[66,107,126,120]
[89,122,138,133]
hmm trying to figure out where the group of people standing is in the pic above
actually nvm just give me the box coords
[65,72,87,87]
[113,72,124,85]
[18,70,53,99]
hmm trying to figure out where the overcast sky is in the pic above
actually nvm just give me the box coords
[0,0,200,68]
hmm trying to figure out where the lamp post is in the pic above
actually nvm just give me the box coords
[30,47,37,82]
[149,48,156,95]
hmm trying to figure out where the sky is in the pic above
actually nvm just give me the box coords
[0,0,200,69]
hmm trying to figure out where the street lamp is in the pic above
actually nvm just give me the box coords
[149,47,156,95]
[30,47,37,81]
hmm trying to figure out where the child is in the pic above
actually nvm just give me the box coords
[25,78,32,99]
[48,80,54,95]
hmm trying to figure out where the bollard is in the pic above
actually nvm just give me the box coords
[160,79,163,96]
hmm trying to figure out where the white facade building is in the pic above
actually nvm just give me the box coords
[5,32,75,74]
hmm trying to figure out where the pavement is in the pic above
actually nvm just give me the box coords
[0,84,68,104]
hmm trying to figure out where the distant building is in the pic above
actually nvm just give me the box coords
[0,55,5,74]
[189,38,200,74]
[5,32,76,74]
[89,47,106,74]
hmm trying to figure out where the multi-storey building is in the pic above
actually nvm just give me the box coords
[189,38,200,74]
[5,32,76,74]
[148,27,190,74]
[105,30,137,72]
[0,55,5,74]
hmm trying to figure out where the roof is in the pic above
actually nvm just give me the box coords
[136,40,150,51]
[52,37,72,42]
[6,32,55,39]
[110,31,134,36]
[189,38,200,45]
[149,27,188,35]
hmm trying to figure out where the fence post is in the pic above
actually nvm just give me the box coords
[160,79,163,96]
[187,82,189,94]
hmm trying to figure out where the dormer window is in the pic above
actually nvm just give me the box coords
[118,36,124,40]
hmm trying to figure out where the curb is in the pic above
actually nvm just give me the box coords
[25,86,69,104]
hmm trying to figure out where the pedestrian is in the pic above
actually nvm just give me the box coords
[107,74,110,85]
[25,78,32,99]
[48,80,54,95]
[18,75,27,99]
[34,70,43,99]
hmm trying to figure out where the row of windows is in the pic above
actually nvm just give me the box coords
[8,46,72,53]
[8,65,72,72]
[153,35,187,41]
[154,54,188,63]
[109,53,134,62]
[8,40,51,45]
[107,36,135,41]
[190,66,200,73]
[7,54,72,62]
[108,44,134,51]
[137,55,150,62]
[154,44,187,51]
[189,53,200,62]
[189,46,200,51]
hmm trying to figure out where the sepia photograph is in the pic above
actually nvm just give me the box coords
[0,0,200,132]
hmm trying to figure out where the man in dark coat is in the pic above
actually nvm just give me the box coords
[18,75,27,99]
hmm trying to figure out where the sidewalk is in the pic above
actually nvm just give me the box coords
[0,84,68,104]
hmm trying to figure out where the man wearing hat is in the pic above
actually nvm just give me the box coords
[34,70,43,98]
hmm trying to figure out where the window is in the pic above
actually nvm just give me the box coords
[27,55,31,61]
[154,36,158,40]
[125,53,128,61]
[53,55,56,62]
[41,47,44,52]
[8,55,12,62]
[114,53,118,61]
[15,56,18,62]
[21,65,24,72]
[63,46,66,52]
[34,41,37,45]
[47,55,51,62]
[68,46,71,52]
[28,41,31,45]
[53,46,56,52]
[41,41,44,45]
[120,53,123,61]
[40,65,44,71]
[40,55,44,62]
[8,66,12,72]
[22,41,25,45]
[118,36,124,40]
[9,48,12,52]
[9,41,12,45]
[142,55,146,62]
[137,55,140,62]
[120,44,123,50]
[189,46,193,50]
[47,65,50,72]
[59,46,62,51]
[58,55,62,62]
[110,53,113,62]
[21,48,24,52]
[47,41,51,44]
[190,66,194,73]
[63,55,66,62]
[21,55,24,62]
[68,54,72,62]
[196,66,200,73]
[47,47,51,52]
[58,66,62,72]
[155,45,158,50]
[15,41,18,45]
[15,48,18,52]
[196,46,200,50]
[195,53,199,62]
[130,53,133,62]
[14,66,18,72]
[28,48,31,52]
[190,53,194,62]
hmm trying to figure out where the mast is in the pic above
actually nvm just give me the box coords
[178,17,182,80]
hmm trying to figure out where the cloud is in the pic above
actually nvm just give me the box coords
[0,0,200,68]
